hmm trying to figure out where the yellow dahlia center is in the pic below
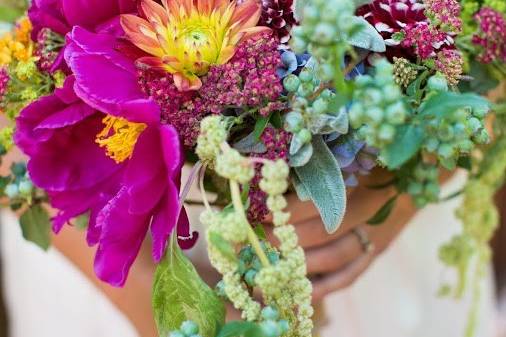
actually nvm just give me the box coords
[121,0,269,91]
[96,116,147,164]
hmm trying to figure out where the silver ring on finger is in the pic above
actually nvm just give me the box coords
[352,227,375,253]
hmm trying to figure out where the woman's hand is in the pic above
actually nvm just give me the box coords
[265,169,418,302]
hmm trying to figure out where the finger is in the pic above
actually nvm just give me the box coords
[305,229,364,275]
[311,253,374,302]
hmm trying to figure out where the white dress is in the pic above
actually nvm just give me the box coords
[0,171,498,337]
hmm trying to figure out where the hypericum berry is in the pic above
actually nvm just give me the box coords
[169,331,185,337]
[260,320,282,337]
[261,306,280,320]
[427,74,449,92]
[283,75,301,92]
[18,180,33,196]
[180,321,199,336]
[4,184,19,199]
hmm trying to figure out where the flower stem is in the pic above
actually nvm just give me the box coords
[229,179,270,268]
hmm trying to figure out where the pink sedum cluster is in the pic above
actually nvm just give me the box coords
[472,7,506,63]
[402,23,448,59]
[0,68,8,100]
[424,0,462,32]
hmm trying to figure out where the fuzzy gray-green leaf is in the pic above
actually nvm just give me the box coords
[153,239,225,337]
[294,136,346,233]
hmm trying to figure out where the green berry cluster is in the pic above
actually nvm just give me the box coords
[196,116,228,164]
[2,162,35,207]
[291,0,356,66]
[423,98,489,169]
[238,244,280,287]
[215,147,255,184]
[392,57,418,88]
[169,320,202,337]
[405,162,440,208]
[283,63,348,164]
[259,306,290,337]
[349,59,409,147]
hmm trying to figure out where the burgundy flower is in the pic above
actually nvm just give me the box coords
[259,0,297,43]
[472,7,506,64]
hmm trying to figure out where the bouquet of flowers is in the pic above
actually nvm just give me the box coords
[0,0,505,336]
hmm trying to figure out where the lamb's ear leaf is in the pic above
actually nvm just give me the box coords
[346,16,386,52]
[153,239,225,337]
[294,136,346,233]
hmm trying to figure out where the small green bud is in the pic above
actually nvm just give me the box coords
[297,129,312,144]
[312,98,328,114]
[364,107,384,126]
[378,124,395,143]
[312,23,336,44]
[299,69,314,83]
[18,180,33,196]
[297,82,314,97]
[244,269,257,287]
[261,306,280,320]
[5,183,19,198]
[283,74,301,92]
[427,74,448,92]
[407,182,423,196]
[180,321,199,336]
[260,320,281,337]
[424,138,440,153]
[278,320,290,333]
[437,124,454,142]
[318,63,335,82]
[437,143,454,159]
[385,102,406,125]
[284,112,304,132]
[169,331,185,337]
[302,5,319,23]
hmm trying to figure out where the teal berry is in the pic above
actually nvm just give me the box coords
[312,98,328,114]
[312,23,336,44]
[363,88,383,106]
[348,103,364,128]
[260,320,282,337]
[278,320,290,334]
[18,180,33,196]
[437,124,454,142]
[319,89,333,99]
[302,5,319,23]
[427,74,448,92]
[298,69,314,83]
[457,139,474,153]
[297,129,312,144]
[364,107,383,126]
[378,124,395,143]
[284,112,304,133]
[424,183,440,200]
[215,280,227,298]
[4,184,19,199]
[244,269,257,287]
[385,102,406,125]
[407,182,423,196]
[169,331,185,337]
[261,306,280,320]
[180,321,199,336]
[283,75,301,92]
[437,143,454,159]
[239,246,254,262]
[267,251,280,264]
[252,257,262,271]
[297,82,314,98]
[354,75,373,88]
[467,117,482,134]
[237,259,248,275]
[290,36,306,54]
[424,138,440,153]
[11,163,27,177]
[474,129,490,144]
[318,63,335,82]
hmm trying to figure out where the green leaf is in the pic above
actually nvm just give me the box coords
[347,16,386,52]
[291,172,311,201]
[418,92,490,119]
[19,204,51,251]
[73,212,90,230]
[458,60,499,94]
[367,195,398,225]
[406,70,429,100]
[153,239,225,337]
[0,6,23,22]
[208,231,237,262]
[381,124,424,169]
[216,321,266,337]
[252,114,271,141]
[294,136,346,233]
[253,224,267,240]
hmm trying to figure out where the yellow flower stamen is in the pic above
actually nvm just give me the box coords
[95,115,147,164]
[0,17,34,66]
